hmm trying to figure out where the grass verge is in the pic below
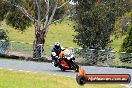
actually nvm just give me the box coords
[0,68,125,88]
[2,19,78,48]
[110,36,126,51]
[1,19,126,51]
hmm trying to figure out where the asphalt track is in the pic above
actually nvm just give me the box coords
[0,59,132,87]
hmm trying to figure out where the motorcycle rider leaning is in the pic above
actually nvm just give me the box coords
[51,42,65,67]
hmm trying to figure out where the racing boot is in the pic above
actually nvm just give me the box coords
[52,61,58,67]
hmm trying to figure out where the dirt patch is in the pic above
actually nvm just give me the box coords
[8,51,25,56]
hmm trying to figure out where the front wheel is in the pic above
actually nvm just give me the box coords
[72,62,79,72]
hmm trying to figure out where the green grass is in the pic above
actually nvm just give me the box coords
[1,19,78,48]
[110,36,126,51]
[1,19,126,51]
[1,19,79,56]
[0,68,125,88]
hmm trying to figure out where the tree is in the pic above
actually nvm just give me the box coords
[0,28,9,54]
[0,29,8,40]
[120,23,132,53]
[0,0,71,58]
[114,11,132,37]
[72,0,131,65]
[73,0,131,49]
[120,23,132,63]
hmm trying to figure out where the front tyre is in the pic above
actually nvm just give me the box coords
[72,62,79,72]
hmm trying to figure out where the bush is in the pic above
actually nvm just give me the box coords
[0,28,9,54]
[0,28,8,40]
[120,23,132,63]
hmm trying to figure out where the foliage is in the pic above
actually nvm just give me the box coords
[73,0,131,49]
[0,0,9,21]
[0,0,70,31]
[0,28,9,54]
[72,0,131,65]
[6,10,32,31]
[114,11,132,37]
[119,53,132,63]
[0,29,8,40]
[119,23,132,63]
[0,0,71,58]
[120,23,132,53]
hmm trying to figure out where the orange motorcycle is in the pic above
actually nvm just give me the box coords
[53,49,79,72]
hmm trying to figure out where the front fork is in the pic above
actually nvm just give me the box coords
[69,59,79,71]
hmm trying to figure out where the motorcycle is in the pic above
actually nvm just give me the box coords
[52,49,79,72]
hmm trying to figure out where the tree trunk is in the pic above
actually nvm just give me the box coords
[33,26,45,59]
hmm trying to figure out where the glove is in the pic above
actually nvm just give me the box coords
[55,56,58,59]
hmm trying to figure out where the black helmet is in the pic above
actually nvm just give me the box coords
[54,42,61,51]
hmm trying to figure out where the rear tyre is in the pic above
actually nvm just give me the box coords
[58,64,66,71]
[61,68,65,71]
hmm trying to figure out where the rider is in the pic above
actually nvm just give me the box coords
[51,42,65,67]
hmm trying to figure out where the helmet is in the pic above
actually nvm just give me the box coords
[54,42,61,51]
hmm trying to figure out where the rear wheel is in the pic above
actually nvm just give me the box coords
[58,64,66,71]
[61,68,65,71]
